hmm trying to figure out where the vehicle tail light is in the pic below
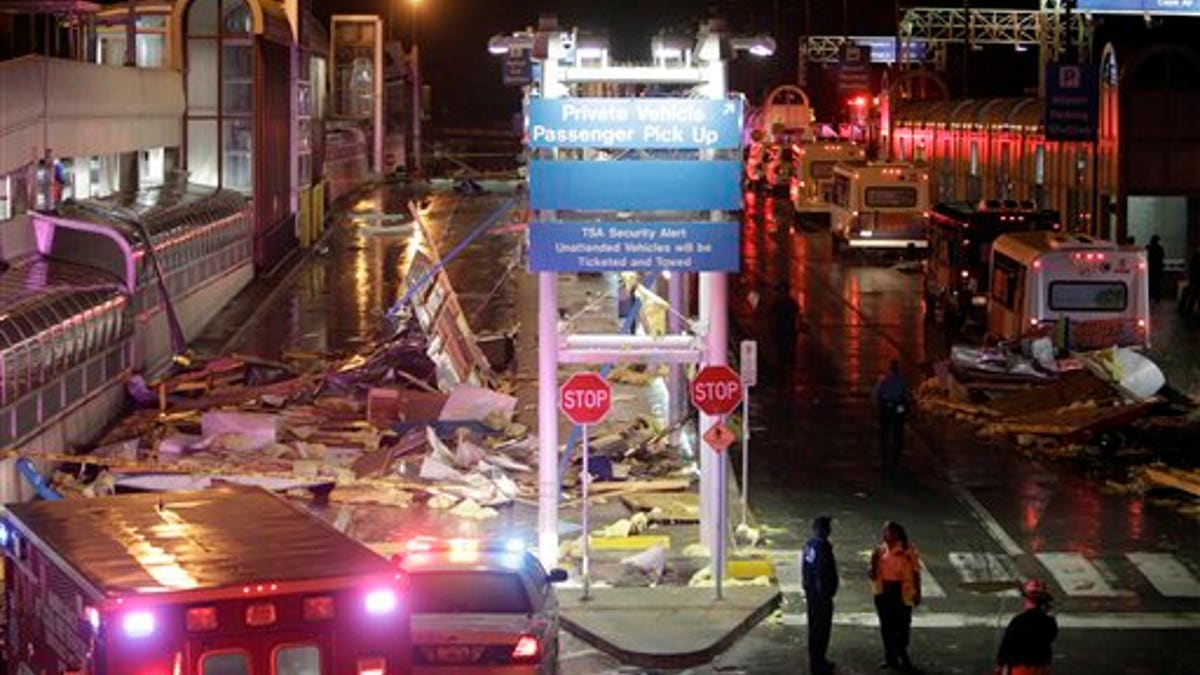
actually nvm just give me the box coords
[511,635,541,662]
[357,656,386,675]
[245,602,277,627]
[123,611,155,638]
[186,606,218,632]
[365,589,398,615]
[304,595,336,621]
[1137,319,1146,329]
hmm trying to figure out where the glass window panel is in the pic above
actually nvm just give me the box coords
[187,119,219,187]
[188,0,219,35]
[137,16,167,29]
[223,0,252,34]
[137,34,165,68]
[187,38,218,116]
[222,119,253,193]
[275,645,321,675]
[201,651,250,675]
[97,34,125,65]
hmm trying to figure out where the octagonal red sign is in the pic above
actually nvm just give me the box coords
[690,365,743,416]
[559,372,613,426]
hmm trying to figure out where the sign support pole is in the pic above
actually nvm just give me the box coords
[537,272,559,568]
[715,414,727,601]
[581,424,591,601]
[740,390,750,527]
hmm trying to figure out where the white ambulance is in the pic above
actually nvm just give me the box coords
[829,161,930,253]
[988,231,1150,350]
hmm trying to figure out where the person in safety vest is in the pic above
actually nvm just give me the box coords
[802,515,839,675]
[995,579,1058,675]
[868,521,921,671]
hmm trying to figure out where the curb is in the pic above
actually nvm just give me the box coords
[559,589,782,669]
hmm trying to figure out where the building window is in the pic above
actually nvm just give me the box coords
[185,0,254,193]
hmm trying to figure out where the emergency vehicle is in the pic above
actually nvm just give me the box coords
[2,487,410,675]
[829,162,930,253]
[926,201,1061,325]
[988,232,1150,350]
[792,141,866,228]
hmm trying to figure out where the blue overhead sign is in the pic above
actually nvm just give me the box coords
[1044,63,1099,142]
[529,222,740,272]
[1076,1,1199,14]
[529,160,742,211]
[528,98,743,149]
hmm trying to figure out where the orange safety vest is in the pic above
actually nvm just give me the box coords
[869,543,921,606]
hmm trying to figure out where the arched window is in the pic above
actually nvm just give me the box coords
[185,0,253,192]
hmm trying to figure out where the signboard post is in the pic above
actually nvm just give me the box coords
[738,340,757,527]
[691,365,744,600]
[559,372,613,600]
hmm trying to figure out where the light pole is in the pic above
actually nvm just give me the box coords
[410,0,423,173]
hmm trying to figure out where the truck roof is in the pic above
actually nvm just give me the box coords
[3,487,394,598]
[994,231,1127,264]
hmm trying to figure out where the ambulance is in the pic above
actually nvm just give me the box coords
[988,231,1150,350]
[2,487,410,675]
[791,141,866,228]
[828,162,930,253]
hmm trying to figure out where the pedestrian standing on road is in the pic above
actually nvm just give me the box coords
[769,281,801,367]
[802,515,839,675]
[874,360,912,474]
[1146,235,1165,302]
[869,521,921,671]
[994,579,1058,675]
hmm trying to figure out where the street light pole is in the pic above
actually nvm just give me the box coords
[410,0,423,173]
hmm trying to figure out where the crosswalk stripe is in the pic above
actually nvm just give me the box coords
[1037,552,1128,597]
[918,559,946,598]
[948,551,1020,596]
[771,553,803,594]
[1127,552,1200,598]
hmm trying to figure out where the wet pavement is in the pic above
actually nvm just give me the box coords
[192,184,1200,674]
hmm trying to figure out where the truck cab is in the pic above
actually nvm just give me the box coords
[2,487,410,675]
[829,162,930,254]
[988,231,1150,350]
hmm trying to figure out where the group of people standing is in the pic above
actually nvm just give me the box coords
[802,517,1058,674]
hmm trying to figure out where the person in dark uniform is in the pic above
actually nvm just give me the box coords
[874,360,912,474]
[995,579,1058,675]
[769,281,801,366]
[802,516,839,674]
[1146,235,1165,302]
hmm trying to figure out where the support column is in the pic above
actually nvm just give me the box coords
[667,272,686,426]
[537,271,560,567]
[698,271,728,549]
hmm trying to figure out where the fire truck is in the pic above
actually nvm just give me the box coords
[988,231,1150,350]
[2,487,410,675]
[828,162,930,254]
[792,141,866,228]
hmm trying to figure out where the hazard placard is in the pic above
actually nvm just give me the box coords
[702,421,737,454]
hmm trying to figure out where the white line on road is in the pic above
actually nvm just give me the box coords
[948,551,1020,596]
[1127,552,1200,598]
[779,611,1200,630]
[1037,552,1129,598]
[918,559,947,598]
[948,485,1024,557]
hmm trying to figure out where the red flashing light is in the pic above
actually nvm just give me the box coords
[303,596,336,621]
[850,95,868,108]
[1138,261,1147,270]
[357,656,386,675]
[405,536,437,553]
[185,606,218,632]
[245,602,277,627]
[1137,319,1147,329]
[512,635,541,662]
[1033,260,1042,269]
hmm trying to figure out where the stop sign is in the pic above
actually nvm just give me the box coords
[559,372,613,425]
[690,365,743,416]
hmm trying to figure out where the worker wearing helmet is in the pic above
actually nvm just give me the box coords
[995,579,1058,675]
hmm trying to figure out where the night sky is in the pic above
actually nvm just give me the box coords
[307,1,1179,123]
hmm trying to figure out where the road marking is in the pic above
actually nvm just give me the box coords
[769,552,803,594]
[560,648,601,661]
[948,485,1024,556]
[779,611,1200,630]
[1036,552,1128,597]
[1127,552,1200,598]
[948,551,1020,596]
[918,559,947,598]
